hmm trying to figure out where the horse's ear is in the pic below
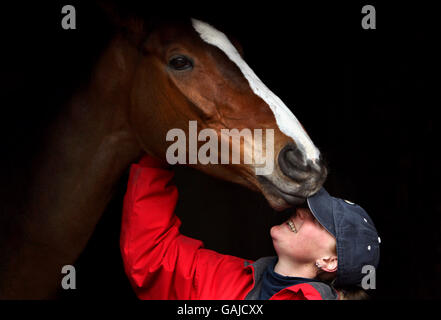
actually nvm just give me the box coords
[97,0,149,47]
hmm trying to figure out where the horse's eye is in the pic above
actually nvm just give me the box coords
[169,55,193,71]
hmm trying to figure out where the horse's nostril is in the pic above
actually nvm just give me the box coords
[278,143,311,181]
[281,144,308,169]
[285,147,307,170]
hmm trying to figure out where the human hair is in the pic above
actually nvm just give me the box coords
[317,272,370,300]
[334,286,370,300]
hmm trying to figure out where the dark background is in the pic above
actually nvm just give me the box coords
[1,1,440,300]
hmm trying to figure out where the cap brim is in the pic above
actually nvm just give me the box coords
[306,188,337,238]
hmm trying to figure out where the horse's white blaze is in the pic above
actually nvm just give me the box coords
[191,18,320,162]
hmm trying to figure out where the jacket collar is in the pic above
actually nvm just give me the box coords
[244,256,338,300]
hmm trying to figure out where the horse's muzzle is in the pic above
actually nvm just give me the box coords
[257,143,327,210]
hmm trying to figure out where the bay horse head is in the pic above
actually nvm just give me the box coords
[108,16,327,210]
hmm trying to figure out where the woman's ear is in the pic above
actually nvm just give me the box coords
[316,256,338,273]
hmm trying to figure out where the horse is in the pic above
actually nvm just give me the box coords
[0,13,327,298]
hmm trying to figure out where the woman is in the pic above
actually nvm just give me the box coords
[120,155,380,300]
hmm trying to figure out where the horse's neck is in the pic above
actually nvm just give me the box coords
[1,37,142,298]
[31,89,141,230]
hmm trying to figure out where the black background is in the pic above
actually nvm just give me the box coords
[1,0,440,300]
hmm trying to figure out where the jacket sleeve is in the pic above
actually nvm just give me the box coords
[120,155,253,300]
[120,155,199,299]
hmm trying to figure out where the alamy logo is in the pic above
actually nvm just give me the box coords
[61,5,76,30]
[166,121,274,175]
[61,265,76,290]
[361,5,376,30]
[361,265,376,290]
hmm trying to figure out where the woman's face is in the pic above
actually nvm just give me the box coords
[270,207,336,265]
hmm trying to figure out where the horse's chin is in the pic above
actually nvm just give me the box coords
[257,177,307,211]
[263,190,306,211]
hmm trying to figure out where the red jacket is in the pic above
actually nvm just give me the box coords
[120,156,338,300]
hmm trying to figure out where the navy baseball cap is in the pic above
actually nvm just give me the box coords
[306,188,381,287]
